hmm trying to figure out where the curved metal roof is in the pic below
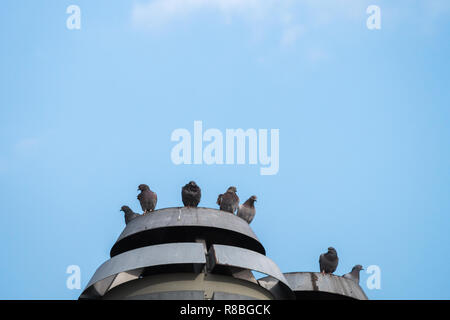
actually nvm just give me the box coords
[208,244,295,300]
[110,207,265,257]
[283,272,368,300]
[80,242,294,300]
[80,242,206,299]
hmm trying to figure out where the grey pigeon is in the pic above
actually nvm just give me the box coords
[137,184,157,214]
[120,205,140,225]
[237,195,257,224]
[319,247,339,274]
[181,181,201,207]
[343,265,364,284]
[217,186,239,214]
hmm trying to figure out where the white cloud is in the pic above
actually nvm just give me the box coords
[132,0,266,29]
[131,0,371,46]
[131,1,450,45]
[131,0,310,44]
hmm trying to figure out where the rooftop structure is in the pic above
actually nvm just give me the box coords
[80,207,367,300]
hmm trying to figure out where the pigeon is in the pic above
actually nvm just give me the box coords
[217,186,239,214]
[137,184,157,214]
[343,265,364,284]
[181,181,201,207]
[319,247,339,274]
[120,205,141,225]
[237,195,257,224]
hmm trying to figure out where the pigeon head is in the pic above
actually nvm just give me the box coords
[327,247,337,255]
[120,205,131,213]
[188,181,197,187]
[352,265,364,272]
[244,195,257,207]
[226,186,237,193]
[138,184,150,191]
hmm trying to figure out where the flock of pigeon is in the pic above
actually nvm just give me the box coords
[119,182,257,224]
[119,181,364,285]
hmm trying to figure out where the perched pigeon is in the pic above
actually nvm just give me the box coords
[137,184,157,214]
[237,195,257,224]
[319,247,339,274]
[217,186,239,214]
[181,181,201,207]
[343,265,364,284]
[120,205,140,225]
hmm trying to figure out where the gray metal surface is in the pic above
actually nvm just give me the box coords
[116,291,206,300]
[117,207,260,241]
[212,292,258,300]
[111,207,265,256]
[80,242,206,299]
[208,244,294,300]
[283,272,368,300]
[100,272,274,300]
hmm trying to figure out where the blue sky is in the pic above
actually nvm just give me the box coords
[0,0,449,299]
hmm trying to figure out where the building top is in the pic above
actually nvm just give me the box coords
[81,206,369,300]
[283,272,368,300]
[110,207,265,257]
